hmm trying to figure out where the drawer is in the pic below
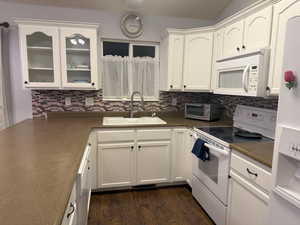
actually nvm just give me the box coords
[97,130,135,143]
[231,153,272,193]
[137,129,171,141]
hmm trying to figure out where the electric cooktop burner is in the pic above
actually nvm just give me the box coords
[196,126,272,144]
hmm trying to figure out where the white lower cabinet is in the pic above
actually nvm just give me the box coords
[227,152,271,225]
[227,171,269,225]
[136,141,171,185]
[185,130,196,186]
[98,143,136,188]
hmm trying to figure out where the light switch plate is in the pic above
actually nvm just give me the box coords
[172,97,177,106]
[85,97,94,106]
[65,97,71,106]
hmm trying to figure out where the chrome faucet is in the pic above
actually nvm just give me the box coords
[129,91,144,118]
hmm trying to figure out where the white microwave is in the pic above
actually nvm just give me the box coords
[214,48,270,97]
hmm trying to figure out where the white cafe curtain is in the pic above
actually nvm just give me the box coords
[0,28,11,130]
[102,55,159,100]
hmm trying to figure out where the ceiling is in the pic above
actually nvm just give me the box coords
[0,0,233,20]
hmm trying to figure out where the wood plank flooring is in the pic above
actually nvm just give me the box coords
[88,186,214,225]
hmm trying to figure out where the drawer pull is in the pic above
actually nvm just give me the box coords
[67,202,75,218]
[247,168,258,177]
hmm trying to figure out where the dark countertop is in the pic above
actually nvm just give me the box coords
[230,141,274,168]
[0,112,232,225]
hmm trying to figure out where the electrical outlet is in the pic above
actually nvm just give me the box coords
[172,97,177,106]
[85,97,94,106]
[65,97,71,106]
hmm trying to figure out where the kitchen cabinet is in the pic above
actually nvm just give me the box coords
[98,143,136,188]
[160,32,185,91]
[222,6,272,58]
[171,128,188,182]
[227,152,271,225]
[18,25,61,88]
[185,130,196,186]
[227,171,269,225]
[136,141,171,185]
[183,31,213,91]
[268,0,300,95]
[211,28,224,90]
[223,20,244,57]
[97,128,172,188]
[160,29,214,92]
[17,20,100,90]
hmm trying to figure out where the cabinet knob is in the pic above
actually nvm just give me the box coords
[170,85,173,89]
[138,145,141,150]
[184,85,187,88]
[91,82,95,86]
[24,81,28,84]
[242,45,246,49]
[131,146,134,150]
[237,47,240,51]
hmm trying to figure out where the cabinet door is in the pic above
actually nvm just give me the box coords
[268,0,300,95]
[19,25,61,88]
[243,6,273,52]
[168,34,184,90]
[227,171,269,225]
[60,27,99,89]
[185,131,196,186]
[223,20,244,57]
[183,32,213,91]
[136,141,171,185]
[98,143,136,188]
[171,129,187,182]
[211,28,224,90]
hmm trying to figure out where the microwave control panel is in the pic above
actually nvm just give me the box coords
[248,65,259,92]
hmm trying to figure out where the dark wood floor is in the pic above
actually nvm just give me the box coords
[88,186,214,225]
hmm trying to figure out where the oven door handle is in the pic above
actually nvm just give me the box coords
[204,143,229,156]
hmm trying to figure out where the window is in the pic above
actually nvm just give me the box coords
[102,41,159,101]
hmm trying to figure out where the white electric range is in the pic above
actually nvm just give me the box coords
[191,105,277,225]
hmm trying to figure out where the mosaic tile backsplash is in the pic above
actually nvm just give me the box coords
[31,90,278,119]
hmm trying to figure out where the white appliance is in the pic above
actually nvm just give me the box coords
[192,105,276,225]
[268,15,300,225]
[185,103,222,121]
[214,48,270,97]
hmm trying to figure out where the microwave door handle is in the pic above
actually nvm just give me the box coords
[204,143,229,156]
[242,64,250,92]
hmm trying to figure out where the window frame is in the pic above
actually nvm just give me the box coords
[102,39,160,102]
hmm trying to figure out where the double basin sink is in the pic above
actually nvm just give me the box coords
[102,116,167,126]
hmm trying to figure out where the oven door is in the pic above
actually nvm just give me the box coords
[192,143,230,204]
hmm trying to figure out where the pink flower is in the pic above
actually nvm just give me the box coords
[284,71,296,82]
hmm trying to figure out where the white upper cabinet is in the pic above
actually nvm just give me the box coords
[211,28,224,90]
[160,32,185,91]
[243,6,273,53]
[17,20,100,90]
[268,0,300,96]
[19,25,61,88]
[222,6,273,59]
[223,20,245,57]
[183,31,213,91]
[60,27,99,90]
[168,34,185,90]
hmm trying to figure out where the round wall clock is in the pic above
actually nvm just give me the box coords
[120,13,143,38]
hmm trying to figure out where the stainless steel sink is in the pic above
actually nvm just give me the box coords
[102,117,167,126]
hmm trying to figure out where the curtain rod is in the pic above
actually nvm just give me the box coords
[0,22,9,28]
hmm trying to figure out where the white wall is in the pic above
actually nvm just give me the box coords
[217,0,261,21]
[0,1,215,124]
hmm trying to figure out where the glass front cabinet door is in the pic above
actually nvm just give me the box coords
[60,28,99,89]
[19,25,61,88]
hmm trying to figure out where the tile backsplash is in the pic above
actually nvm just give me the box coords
[31,90,278,119]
